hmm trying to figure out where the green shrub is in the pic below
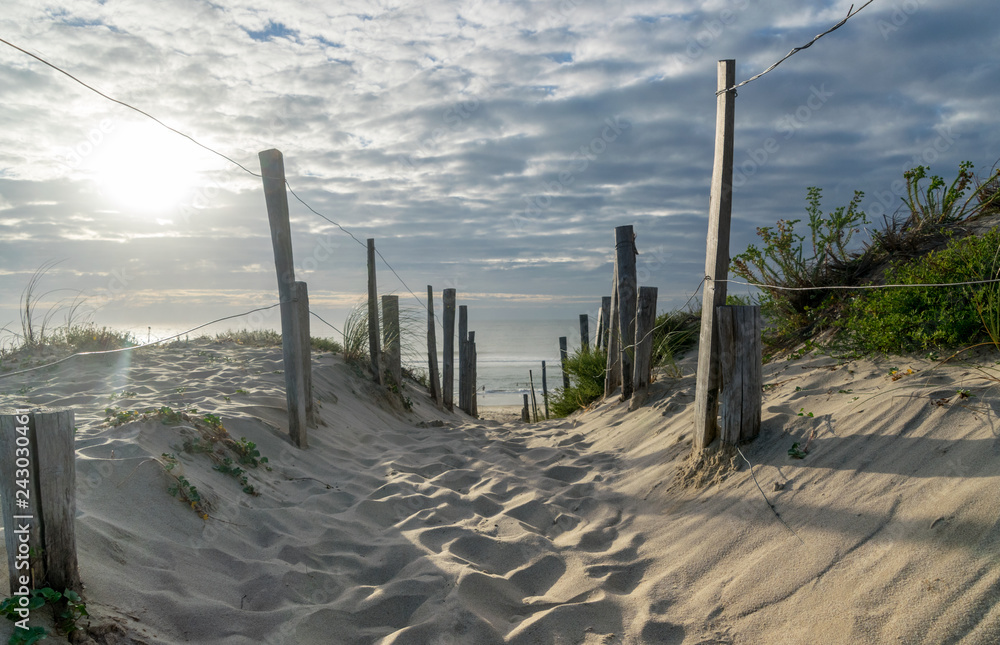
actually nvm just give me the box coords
[549,347,607,418]
[840,228,1000,354]
[651,309,700,375]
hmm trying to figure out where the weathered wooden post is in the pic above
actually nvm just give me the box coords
[367,239,383,385]
[717,306,762,445]
[259,148,307,448]
[521,394,530,423]
[599,296,611,351]
[579,314,590,352]
[541,360,550,419]
[294,281,317,427]
[469,330,478,418]
[559,336,570,390]
[614,225,638,400]
[529,370,539,422]
[426,286,442,406]
[632,286,658,397]
[1,409,81,595]
[694,59,737,451]
[604,266,621,397]
[442,289,456,411]
[382,295,402,388]
[458,305,469,413]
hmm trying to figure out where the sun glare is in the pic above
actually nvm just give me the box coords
[91,123,202,215]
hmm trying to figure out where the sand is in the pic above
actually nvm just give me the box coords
[0,339,998,644]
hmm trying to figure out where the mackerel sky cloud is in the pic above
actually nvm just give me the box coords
[1,0,997,336]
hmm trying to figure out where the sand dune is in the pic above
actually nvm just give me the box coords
[1,340,999,643]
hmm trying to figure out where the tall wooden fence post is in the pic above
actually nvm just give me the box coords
[295,281,317,427]
[442,289,456,411]
[1,409,81,595]
[559,336,570,389]
[382,295,402,388]
[604,265,621,397]
[717,306,762,445]
[599,296,611,351]
[259,148,307,448]
[615,225,638,400]
[522,394,530,423]
[469,330,478,418]
[426,286,442,406]
[541,360,550,419]
[693,59,737,451]
[367,239,383,385]
[458,306,469,413]
[632,286,658,398]
[579,314,590,351]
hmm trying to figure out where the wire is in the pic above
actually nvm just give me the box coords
[735,445,805,545]
[308,309,344,337]
[717,1,878,96]
[720,276,1000,291]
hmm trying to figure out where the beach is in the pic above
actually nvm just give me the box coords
[0,339,999,644]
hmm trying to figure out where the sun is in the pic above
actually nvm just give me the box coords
[91,122,203,215]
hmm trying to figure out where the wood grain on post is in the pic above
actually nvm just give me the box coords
[632,286,658,395]
[579,314,590,352]
[529,369,539,422]
[382,295,402,388]
[693,60,737,451]
[259,149,307,448]
[469,331,478,418]
[458,306,469,413]
[33,410,81,593]
[599,296,612,351]
[0,411,45,594]
[426,286,442,406]
[541,361,550,419]
[559,337,570,390]
[717,306,762,445]
[442,289,456,411]
[615,225,638,400]
[522,394,530,423]
[294,282,317,427]
[367,239,383,385]
[604,265,621,397]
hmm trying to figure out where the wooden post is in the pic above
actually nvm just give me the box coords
[541,361,550,419]
[522,394,530,423]
[717,306,762,445]
[469,331,478,418]
[442,289,456,411]
[633,286,658,395]
[367,239,382,385]
[604,265,621,397]
[599,296,611,351]
[382,295,402,388]
[259,148,307,448]
[1,409,81,595]
[294,281,317,427]
[529,370,539,422]
[694,59,737,451]
[559,337,570,389]
[426,286,441,406]
[458,305,469,413]
[579,314,590,352]
[615,225,638,400]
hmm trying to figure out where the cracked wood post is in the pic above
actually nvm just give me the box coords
[717,306,762,445]
[598,296,611,351]
[458,305,469,414]
[295,281,317,427]
[442,289,456,411]
[614,225,638,400]
[693,60,737,451]
[469,330,478,418]
[1,409,81,595]
[579,314,590,352]
[259,148,308,448]
[367,239,383,385]
[633,286,658,396]
[604,264,621,397]
[559,337,570,390]
[382,295,402,389]
[426,286,442,406]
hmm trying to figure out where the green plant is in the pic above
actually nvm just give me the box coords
[213,329,283,347]
[901,162,1000,227]
[311,337,343,353]
[232,437,269,469]
[797,408,814,418]
[214,457,258,496]
[651,309,700,376]
[104,406,141,427]
[341,304,371,365]
[201,413,223,430]
[1,587,88,645]
[788,442,808,459]
[549,347,608,418]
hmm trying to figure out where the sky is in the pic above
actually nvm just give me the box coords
[1,0,998,344]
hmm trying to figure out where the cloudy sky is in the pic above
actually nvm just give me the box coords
[1,0,997,342]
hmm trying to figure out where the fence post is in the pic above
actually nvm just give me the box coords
[717,306,762,445]
[1,409,81,595]
[604,265,621,397]
[693,59,737,451]
[426,286,441,406]
[295,281,317,427]
[442,289,456,411]
[469,330,478,418]
[633,286,658,398]
[367,239,383,385]
[559,336,570,389]
[541,360,550,419]
[615,225,638,400]
[458,305,469,413]
[382,295,402,389]
[529,369,539,422]
[522,394,530,423]
[579,314,590,351]
[259,148,307,448]
[599,296,611,351]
